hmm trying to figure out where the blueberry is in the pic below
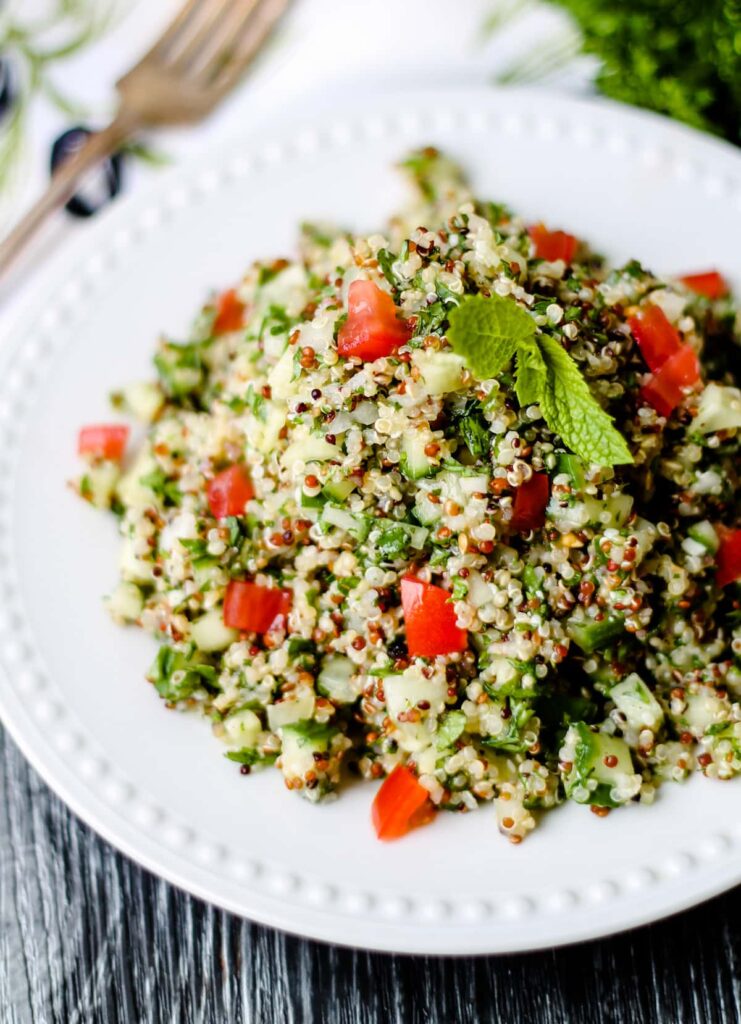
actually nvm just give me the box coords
[0,56,17,122]
[50,126,124,218]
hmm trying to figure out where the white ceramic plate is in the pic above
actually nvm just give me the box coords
[1,87,740,955]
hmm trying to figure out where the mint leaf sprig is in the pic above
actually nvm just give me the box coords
[447,294,633,467]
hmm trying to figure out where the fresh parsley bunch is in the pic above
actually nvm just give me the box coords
[447,294,633,467]
[549,0,741,145]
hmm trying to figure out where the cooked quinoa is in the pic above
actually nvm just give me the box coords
[77,149,741,842]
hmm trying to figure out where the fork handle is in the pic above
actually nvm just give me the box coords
[0,111,139,279]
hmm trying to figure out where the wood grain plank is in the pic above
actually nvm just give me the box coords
[2,725,740,1024]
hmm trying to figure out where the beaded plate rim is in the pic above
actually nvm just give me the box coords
[0,86,739,954]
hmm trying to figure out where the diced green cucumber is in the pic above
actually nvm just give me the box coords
[610,673,664,731]
[267,687,315,731]
[563,722,639,807]
[400,432,437,480]
[384,667,447,753]
[193,559,222,590]
[687,520,719,554]
[322,475,357,502]
[252,401,287,455]
[630,517,658,561]
[412,350,467,395]
[320,504,371,542]
[81,461,120,509]
[267,345,299,400]
[681,686,729,737]
[603,492,634,529]
[191,609,238,652]
[279,719,339,799]
[119,381,164,422]
[116,451,159,510]
[413,491,443,526]
[105,581,143,623]
[457,474,490,496]
[299,488,325,509]
[692,382,741,434]
[119,537,154,584]
[317,655,359,704]
[222,708,262,749]
[567,615,625,654]
[281,434,338,468]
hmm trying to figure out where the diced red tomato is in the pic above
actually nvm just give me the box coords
[628,305,682,373]
[716,529,741,588]
[528,223,578,263]
[77,424,129,462]
[400,575,467,658]
[371,764,435,841]
[640,344,701,418]
[206,465,254,519]
[223,581,292,634]
[510,472,549,533]
[679,270,729,300]
[213,288,246,334]
[337,280,411,361]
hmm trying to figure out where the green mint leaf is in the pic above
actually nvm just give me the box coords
[537,335,633,467]
[447,294,536,380]
[515,340,547,407]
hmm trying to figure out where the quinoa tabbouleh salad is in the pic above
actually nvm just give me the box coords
[76,149,741,843]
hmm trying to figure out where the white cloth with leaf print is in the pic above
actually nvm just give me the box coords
[0,0,595,311]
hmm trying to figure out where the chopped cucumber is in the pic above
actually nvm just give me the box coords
[279,719,339,799]
[567,615,625,654]
[120,381,164,422]
[384,667,447,753]
[119,537,154,584]
[222,708,262,749]
[322,475,357,502]
[413,491,443,526]
[681,686,728,737]
[82,461,120,509]
[191,609,238,652]
[400,432,437,480]
[603,492,633,529]
[106,581,143,623]
[692,382,741,434]
[299,487,325,509]
[458,474,490,495]
[687,520,719,554]
[252,401,287,455]
[610,673,664,731]
[412,350,467,395]
[320,504,371,542]
[267,687,316,731]
[281,434,338,468]
[116,451,159,510]
[317,655,359,704]
[267,345,299,400]
[563,722,640,807]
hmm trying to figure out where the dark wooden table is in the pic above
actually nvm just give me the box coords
[2,726,739,1024]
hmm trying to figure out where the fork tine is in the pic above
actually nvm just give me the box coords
[183,0,265,78]
[129,0,208,67]
[166,0,237,72]
[206,0,290,95]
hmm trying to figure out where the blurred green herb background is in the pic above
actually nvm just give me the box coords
[488,0,741,146]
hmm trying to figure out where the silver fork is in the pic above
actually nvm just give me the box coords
[0,0,290,278]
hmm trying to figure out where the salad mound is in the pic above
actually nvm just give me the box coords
[77,149,741,843]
